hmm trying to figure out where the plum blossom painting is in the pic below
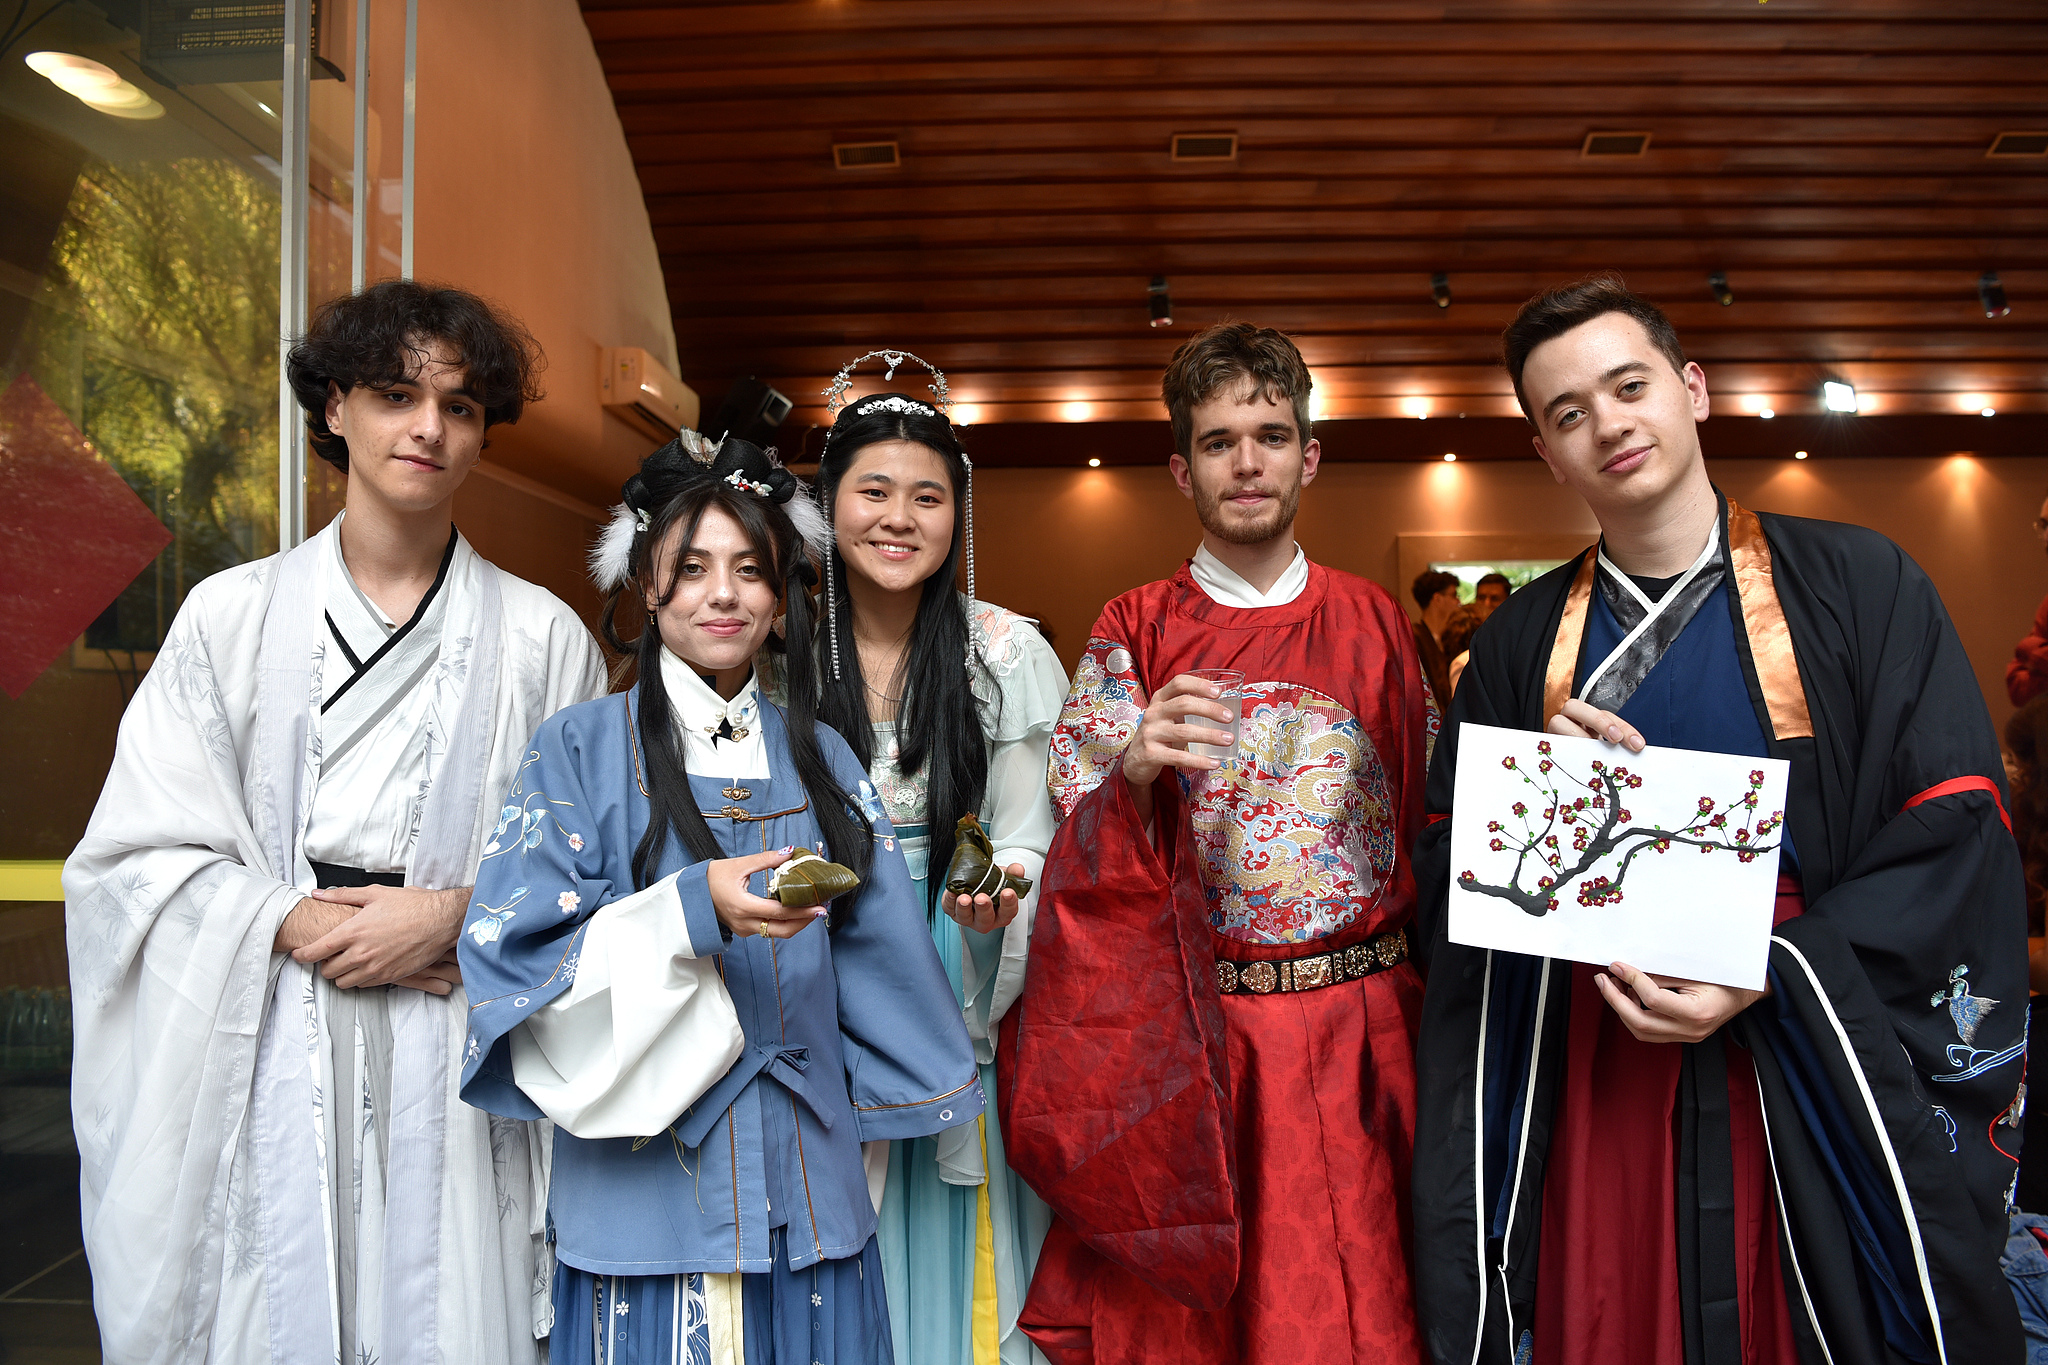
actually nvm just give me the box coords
[1448,723,1790,989]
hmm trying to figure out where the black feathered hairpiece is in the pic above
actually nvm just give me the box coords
[591,431,830,589]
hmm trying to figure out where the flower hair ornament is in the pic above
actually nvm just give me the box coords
[589,429,832,591]
[816,349,976,679]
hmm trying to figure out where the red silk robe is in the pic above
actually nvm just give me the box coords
[999,561,1434,1363]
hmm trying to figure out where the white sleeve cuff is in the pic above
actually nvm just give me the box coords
[508,872,745,1139]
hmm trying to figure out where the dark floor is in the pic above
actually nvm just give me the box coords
[0,1082,98,1363]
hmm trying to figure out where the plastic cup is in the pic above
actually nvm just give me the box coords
[1181,668,1245,762]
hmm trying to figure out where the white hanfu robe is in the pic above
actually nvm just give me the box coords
[64,515,605,1365]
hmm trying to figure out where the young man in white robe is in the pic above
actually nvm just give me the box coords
[64,279,607,1365]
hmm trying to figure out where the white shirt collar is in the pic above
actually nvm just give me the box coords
[657,646,772,779]
[1190,542,1309,609]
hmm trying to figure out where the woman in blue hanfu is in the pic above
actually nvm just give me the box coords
[457,432,984,1365]
[802,353,1067,1365]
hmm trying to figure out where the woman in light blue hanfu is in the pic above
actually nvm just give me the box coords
[801,354,1068,1365]
[458,434,983,1365]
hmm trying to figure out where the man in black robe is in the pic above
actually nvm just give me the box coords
[1410,277,2026,1364]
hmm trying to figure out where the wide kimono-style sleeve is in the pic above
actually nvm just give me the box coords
[965,608,1070,1050]
[1001,605,1240,1312]
[508,870,744,1140]
[818,723,986,1142]
[459,704,730,1124]
[1748,534,2028,1357]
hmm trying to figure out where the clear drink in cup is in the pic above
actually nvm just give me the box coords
[1182,668,1245,763]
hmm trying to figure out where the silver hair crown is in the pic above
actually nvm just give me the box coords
[822,349,951,417]
[818,347,975,678]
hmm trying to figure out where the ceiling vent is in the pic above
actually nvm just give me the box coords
[1581,130,1651,158]
[832,140,900,170]
[1170,132,1238,162]
[1988,131,2048,158]
[142,0,342,85]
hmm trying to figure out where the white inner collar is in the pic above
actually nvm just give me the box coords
[1191,542,1308,609]
[1580,522,1723,701]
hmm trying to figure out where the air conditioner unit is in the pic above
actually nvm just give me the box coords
[600,347,699,442]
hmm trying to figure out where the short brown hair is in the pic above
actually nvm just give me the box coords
[1502,275,1688,424]
[1412,569,1459,611]
[1161,321,1313,456]
[286,278,545,471]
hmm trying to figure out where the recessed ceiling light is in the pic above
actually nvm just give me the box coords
[1442,452,1457,462]
[1982,407,1997,417]
[1822,381,1858,413]
[1758,407,1775,420]
[25,51,164,120]
[1794,450,1809,460]
[1087,457,1101,467]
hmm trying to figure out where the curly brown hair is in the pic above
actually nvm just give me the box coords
[285,279,545,472]
[1160,321,1313,457]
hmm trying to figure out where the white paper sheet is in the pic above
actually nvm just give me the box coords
[1447,723,1790,990]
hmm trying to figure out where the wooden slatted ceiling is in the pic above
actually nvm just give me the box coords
[579,1,2048,444]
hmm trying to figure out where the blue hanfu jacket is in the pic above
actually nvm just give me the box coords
[458,686,984,1276]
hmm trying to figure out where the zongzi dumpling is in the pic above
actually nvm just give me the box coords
[767,849,861,907]
[942,813,1033,901]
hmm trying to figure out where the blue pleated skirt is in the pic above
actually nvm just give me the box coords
[552,1230,892,1365]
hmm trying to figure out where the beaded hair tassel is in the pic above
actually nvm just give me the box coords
[820,348,972,673]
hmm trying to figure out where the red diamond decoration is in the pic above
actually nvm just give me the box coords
[0,372,175,698]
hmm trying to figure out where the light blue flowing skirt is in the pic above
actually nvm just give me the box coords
[875,830,1051,1365]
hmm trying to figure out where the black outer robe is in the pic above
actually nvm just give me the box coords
[1411,496,2027,1365]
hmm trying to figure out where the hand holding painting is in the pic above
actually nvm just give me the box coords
[1543,699,1766,1040]
[1447,722,1791,1000]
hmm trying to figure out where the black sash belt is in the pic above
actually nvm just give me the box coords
[1677,1033,1743,1365]
[310,862,405,889]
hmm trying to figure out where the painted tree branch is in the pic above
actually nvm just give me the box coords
[1456,741,1783,917]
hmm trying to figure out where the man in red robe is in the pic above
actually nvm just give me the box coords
[998,321,1434,1363]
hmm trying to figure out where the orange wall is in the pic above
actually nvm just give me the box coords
[972,456,2048,733]
[413,0,671,515]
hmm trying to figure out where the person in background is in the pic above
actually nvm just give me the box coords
[1473,571,1512,621]
[1439,602,1485,696]
[2001,697,2048,1355]
[1008,320,1433,1363]
[65,280,606,1364]
[2007,491,2048,707]
[804,357,1069,1365]
[1410,568,1460,705]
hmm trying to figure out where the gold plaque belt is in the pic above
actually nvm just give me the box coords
[1213,927,1409,997]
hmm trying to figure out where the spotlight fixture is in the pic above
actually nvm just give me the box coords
[1087,457,1102,467]
[1980,271,2011,318]
[1442,452,1457,463]
[1758,407,1775,419]
[1709,271,1733,306]
[1822,381,1858,413]
[1983,407,1997,417]
[1148,276,1173,328]
[1431,272,1451,310]
[25,52,165,119]
[1794,450,1809,460]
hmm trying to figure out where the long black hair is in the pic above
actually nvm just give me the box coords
[814,395,990,912]
[598,436,871,924]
